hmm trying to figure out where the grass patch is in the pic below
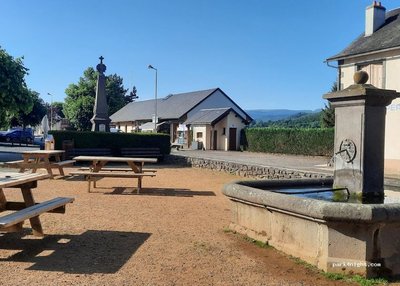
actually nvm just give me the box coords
[222,227,270,249]
[290,257,388,286]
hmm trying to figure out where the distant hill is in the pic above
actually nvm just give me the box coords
[246,109,319,122]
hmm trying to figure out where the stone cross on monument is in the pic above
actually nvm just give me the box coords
[91,56,111,132]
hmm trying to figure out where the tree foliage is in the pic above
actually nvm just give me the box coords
[126,86,139,103]
[9,90,47,128]
[63,67,129,130]
[64,95,94,131]
[321,82,337,128]
[0,46,33,126]
[250,112,322,128]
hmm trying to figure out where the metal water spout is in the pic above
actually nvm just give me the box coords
[323,71,400,203]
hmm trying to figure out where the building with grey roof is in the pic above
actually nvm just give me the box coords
[326,1,400,174]
[110,88,253,151]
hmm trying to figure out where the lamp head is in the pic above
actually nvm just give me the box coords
[148,64,156,70]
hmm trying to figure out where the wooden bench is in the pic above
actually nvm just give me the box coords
[70,148,112,157]
[2,159,34,167]
[3,159,75,177]
[120,148,163,161]
[50,160,76,176]
[70,171,156,193]
[0,197,74,233]
[78,167,157,173]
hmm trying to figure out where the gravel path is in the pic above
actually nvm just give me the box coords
[0,166,360,285]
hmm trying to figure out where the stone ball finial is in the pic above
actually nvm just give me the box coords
[353,71,369,84]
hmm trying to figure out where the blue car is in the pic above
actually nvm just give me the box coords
[0,129,34,144]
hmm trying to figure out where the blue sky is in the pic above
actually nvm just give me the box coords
[2,0,399,110]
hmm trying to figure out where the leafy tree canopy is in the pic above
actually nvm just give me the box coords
[63,67,130,130]
[320,82,337,128]
[251,112,322,128]
[64,96,94,131]
[0,46,33,126]
[9,90,47,128]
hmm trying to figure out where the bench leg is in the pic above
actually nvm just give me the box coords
[137,177,142,194]
[88,177,91,193]
[58,167,65,176]
[21,186,44,236]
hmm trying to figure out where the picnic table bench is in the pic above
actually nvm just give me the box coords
[0,172,74,236]
[71,156,158,193]
[120,148,163,161]
[0,197,74,231]
[70,171,156,192]
[3,150,75,178]
[78,167,157,173]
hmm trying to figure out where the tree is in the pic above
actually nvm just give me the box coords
[0,46,33,126]
[63,67,129,130]
[9,90,47,128]
[64,96,94,131]
[45,101,65,126]
[321,82,337,128]
[126,86,139,103]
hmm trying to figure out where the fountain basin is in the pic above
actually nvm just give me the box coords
[223,178,400,278]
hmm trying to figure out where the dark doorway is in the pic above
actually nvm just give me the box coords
[213,130,217,150]
[229,128,237,151]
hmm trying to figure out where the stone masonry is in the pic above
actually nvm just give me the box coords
[166,155,329,180]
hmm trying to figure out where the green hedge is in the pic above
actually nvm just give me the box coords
[50,131,171,155]
[243,128,334,156]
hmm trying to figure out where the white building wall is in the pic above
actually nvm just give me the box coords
[192,126,208,149]
[190,112,247,151]
[226,112,246,150]
[340,65,356,90]
[213,117,228,150]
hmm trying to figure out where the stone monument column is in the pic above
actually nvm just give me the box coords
[324,71,399,203]
[91,56,111,132]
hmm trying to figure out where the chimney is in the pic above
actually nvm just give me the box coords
[365,1,386,36]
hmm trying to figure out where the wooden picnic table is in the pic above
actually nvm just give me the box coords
[71,156,157,193]
[0,172,74,236]
[7,150,75,179]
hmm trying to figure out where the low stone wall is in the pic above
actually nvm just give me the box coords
[166,155,330,179]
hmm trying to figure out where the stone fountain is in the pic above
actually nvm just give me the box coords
[222,71,400,278]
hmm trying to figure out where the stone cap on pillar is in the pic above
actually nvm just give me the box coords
[323,71,400,107]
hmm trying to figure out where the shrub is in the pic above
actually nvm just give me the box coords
[50,131,171,155]
[243,127,334,156]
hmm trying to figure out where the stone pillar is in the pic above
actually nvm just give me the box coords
[324,71,399,203]
[91,56,111,132]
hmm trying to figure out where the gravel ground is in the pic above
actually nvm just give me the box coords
[0,166,364,285]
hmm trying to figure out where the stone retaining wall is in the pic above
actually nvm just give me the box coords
[166,155,330,180]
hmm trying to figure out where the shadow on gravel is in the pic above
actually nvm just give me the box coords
[0,230,151,274]
[106,187,216,197]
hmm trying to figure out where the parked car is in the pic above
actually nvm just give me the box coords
[0,129,34,144]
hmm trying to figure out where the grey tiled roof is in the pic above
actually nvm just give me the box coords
[184,108,240,125]
[327,8,400,61]
[110,88,218,122]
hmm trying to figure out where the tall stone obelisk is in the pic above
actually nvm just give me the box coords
[91,56,111,132]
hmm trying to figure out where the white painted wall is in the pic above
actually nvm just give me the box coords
[190,111,246,151]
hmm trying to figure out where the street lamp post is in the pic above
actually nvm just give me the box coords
[47,92,53,130]
[148,65,158,133]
